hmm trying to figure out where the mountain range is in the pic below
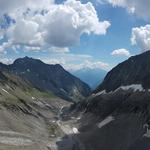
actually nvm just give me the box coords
[1,51,150,150]
[0,56,91,102]
[0,56,91,150]
[71,67,106,90]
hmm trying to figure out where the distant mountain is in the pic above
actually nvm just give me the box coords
[95,51,150,93]
[0,56,91,102]
[71,68,107,90]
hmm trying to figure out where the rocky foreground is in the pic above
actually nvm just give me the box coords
[0,71,81,150]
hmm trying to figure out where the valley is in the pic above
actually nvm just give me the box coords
[0,59,86,150]
[1,52,150,150]
[1,0,150,149]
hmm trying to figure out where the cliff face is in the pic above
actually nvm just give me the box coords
[95,51,150,93]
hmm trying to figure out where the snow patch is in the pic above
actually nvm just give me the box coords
[94,90,106,96]
[2,88,9,94]
[72,127,79,134]
[77,117,81,120]
[116,84,144,92]
[143,124,150,138]
[57,121,79,135]
[94,84,145,96]
[98,116,114,128]
[144,130,150,138]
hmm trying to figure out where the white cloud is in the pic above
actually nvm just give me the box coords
[0,0,110,52]
[42,53,110,71]
[131,25,150,51]
[6,19,44,47]
[24,46,41,51]
[49,47,69,53]
[0,41,11,54]
[42,0,110,47]
[73,60,110,71]
[107,0,150,19]
[0,58,13,64]
[111,48,130,56]
[0,29,5,41]
[0,0,54,16]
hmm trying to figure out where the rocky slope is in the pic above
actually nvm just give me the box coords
[71,87,150,150]
[0,57,91,102]
[95,51,150,93]
[0,70,74,150]
[61,51,150,150]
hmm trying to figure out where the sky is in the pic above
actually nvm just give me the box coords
[0,0,150,71]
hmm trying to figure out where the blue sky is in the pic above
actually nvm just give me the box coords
[0,0,150,71]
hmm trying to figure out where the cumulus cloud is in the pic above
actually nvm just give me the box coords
[0,0,110,52]
[77,60,110,71]
[44,1,110,47]
[0,0,54,16]
[111,48,130,56]
[107,0,150,19]
[131,25,150,51]
[6,19,43,47]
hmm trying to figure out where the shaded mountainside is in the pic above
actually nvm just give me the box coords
[71,67,107,90]
[95,51,150,93]
[0,70,73,150]
[0,57,91,102]
[66,85,150,150]
[58,51,150,150]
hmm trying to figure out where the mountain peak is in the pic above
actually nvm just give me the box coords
[13,56,43,65]
[13,57,63,69]
[2,57,91,101]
